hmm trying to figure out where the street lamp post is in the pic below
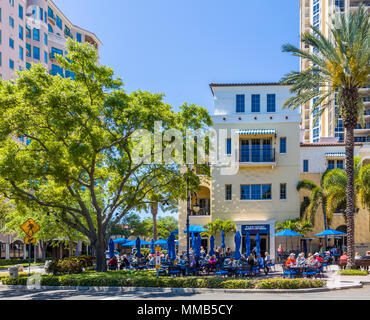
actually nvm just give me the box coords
[185,174,200,276]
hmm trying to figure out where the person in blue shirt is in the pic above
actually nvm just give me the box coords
[256,254,264,269]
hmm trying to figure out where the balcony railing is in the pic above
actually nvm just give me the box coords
[190,208,210,216]
[239,147,276,163]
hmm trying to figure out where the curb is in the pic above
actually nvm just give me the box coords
[0,282,363,294]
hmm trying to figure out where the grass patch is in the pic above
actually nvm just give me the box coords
[0,270,326,289]
[338,269,369,276]
[0,259,43,267]
[0,263,43,270]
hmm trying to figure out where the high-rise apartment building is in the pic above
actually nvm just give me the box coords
[299,0,370,144]
[0,0,101,81]
[0,0,101,260]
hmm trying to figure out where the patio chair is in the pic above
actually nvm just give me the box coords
[282,265,298,279]
[265,260,276,271]
[168,265,181,277]
[156,269,167,277]
[302,267,318,278]
[236,266,251,277]
[215,267,229,277]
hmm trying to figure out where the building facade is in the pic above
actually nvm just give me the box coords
[0,0,101,81]
[300,143,370,254]
[178,83,302,260]
[178,83,370,259]
[299,0,370,144]
[0,0,101,260]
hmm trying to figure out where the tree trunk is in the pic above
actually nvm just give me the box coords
[40,241,47,261]
[342,87,359,270]
[345,125,356,269]
[151,202,159,241]
[68,238,74,257]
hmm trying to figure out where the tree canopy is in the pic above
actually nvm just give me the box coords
[0,41,211,271]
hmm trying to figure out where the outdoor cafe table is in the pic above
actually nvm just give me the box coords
[288,265,320,278]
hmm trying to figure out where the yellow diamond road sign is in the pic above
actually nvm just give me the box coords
[20,218,40,237]
[24,237,37,244]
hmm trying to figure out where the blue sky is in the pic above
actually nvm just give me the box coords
[54,0,301,219]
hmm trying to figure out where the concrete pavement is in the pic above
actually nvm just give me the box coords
[0,285,369,300]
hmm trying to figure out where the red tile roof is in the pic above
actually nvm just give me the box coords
[209,82,288,95]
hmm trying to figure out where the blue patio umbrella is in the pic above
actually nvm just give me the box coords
[150,239,155,255]
[315,229,346,237]
[245,232,251,256]
[255,233,261,256]
[234,232,241,260]
[167,233,176,261]
[274,229,303,252]
[191,233,196,249]
[108,239,115,258]
[209,235,215,256]
[121,240,136,246]
[274,229,303,237]
[135,237,142,258]
[221,230,226,249]
[195,234,202,258]
[113,238,129,244]
[154,239,168,247]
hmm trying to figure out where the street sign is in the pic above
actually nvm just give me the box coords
[20,218,40,237]
[24,237,37,244]
[155,246,161,269]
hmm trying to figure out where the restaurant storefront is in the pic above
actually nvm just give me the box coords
[236,221,276,260]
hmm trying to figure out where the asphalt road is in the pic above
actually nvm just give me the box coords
[0,285,369,300]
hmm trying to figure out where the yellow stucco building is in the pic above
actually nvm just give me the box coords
[178,83,370,259]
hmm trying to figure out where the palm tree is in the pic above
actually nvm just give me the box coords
[276,219,312,235]
[276,219,312,252]
[201,219,236,247]
[221,220,237,237]
[201,219,223,237]
[323,157,370,221]
[281,5,370,267]
[297,174,333,230]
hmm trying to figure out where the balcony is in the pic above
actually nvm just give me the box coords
[48,32,66,46]
[190,208,210,217]
[238,148,276,167]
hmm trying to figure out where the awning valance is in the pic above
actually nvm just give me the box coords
[236,129,276,135]
[184,225,206,233]
[325,153,345,158]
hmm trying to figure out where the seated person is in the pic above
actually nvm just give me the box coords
[120,255,130,269]
[296,253,306,266]
[285,253,297,268]
[264,252,272,265]
[323,252,333,265]
[314,252,323,264]
[108,256,118,270]
[208,255,217,269]
[247,254,256,270]
[256,254,264,269]
[225,248,232,257]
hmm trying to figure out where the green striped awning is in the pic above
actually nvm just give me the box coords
[325,153,345,157]
[236,129,276,135]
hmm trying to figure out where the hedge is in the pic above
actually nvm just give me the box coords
[338,269,369,276]
[0,259,43,267]
[1,271,326,289]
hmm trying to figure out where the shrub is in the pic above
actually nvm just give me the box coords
[255,278,326,289]
[1,270,327,290]
[338,269,369,276]
[45,255,93,275]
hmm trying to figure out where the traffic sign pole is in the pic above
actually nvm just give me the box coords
[28,243,31,276]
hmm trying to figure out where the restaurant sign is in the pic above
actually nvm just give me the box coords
[241,224,270,235]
